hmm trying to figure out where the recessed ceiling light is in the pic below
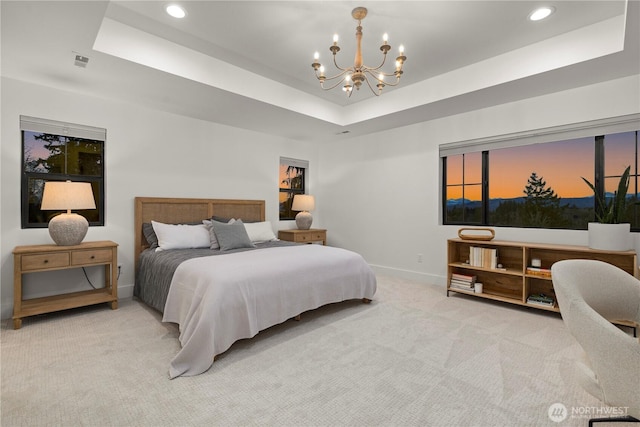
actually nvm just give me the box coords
[166,4,186,19]
[529,6,555,21]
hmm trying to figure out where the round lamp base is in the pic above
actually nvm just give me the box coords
[48,213,89,246]
[295,211,313,230]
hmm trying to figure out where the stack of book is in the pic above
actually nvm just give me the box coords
[527,293,555,307]
[449,273,477,291]
[525,266,552,278]
[469,246,498,269]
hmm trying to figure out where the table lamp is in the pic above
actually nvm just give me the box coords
[41,181,96,246]
[292,194,315,230]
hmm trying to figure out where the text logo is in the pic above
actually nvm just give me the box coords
[548,403,568,423]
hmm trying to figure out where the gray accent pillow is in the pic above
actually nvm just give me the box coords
[201,219,221,250]
[211,219,256,251]
[142,222,159,249]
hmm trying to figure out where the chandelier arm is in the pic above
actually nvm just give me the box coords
[363,69,384,82]
[364,53,389,72]
[321,77,351,91]
[363,69,401,88]
[317,68,351,82]
[373,70,400,78]
[362,68,398,81]
[372,77,402,87]
[362,75,381,96]
[332,54,350,72]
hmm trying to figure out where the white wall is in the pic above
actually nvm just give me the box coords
[3,74,639,320]
[0,77,319,318]
[318,75,640,284]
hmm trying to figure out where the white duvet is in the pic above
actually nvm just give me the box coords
[162,244,377,378]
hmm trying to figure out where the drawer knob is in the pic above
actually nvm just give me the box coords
[43,259,49,264]
[91,255,95,259]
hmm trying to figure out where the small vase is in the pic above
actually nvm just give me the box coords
[587,223,632,251]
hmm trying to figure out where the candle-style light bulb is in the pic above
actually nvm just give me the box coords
[314,51,319,60]
[399,44,405,54]
[378,73,384,82]
[333,34,339,43]
[383,33,388,43]
[319,65,325,76]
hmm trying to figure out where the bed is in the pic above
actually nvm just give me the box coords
[134,197,377,378]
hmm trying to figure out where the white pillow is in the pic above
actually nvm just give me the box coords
[151,221,211,252]
[244,221,277,243]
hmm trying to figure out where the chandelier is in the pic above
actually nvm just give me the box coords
[311,7,406,97]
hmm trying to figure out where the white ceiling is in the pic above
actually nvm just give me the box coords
[2,1,638,141]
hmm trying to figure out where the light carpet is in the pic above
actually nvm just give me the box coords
[0,276,631,426]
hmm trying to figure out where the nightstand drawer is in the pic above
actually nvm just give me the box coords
[297,232,325,242]
[72,249,113,265]
[21,253,70,271]
[278,229,327,245]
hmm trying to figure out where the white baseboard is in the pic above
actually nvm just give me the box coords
[119,283,134,299]
[369,264,446,287]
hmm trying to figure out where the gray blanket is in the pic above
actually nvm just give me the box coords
[134,241,299,313]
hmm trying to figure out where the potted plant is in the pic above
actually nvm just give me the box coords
[582,165,631,251]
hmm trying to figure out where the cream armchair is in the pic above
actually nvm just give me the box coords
[551,259,640,426]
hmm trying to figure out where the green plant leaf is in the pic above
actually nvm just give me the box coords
[582,165,630,224]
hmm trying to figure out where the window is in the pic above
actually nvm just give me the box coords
[441,117,639,231]
[279,157,308,220]
[443,151,484,224]
[21,116,105,228]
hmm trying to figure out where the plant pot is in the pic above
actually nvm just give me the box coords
[587,223,632,251]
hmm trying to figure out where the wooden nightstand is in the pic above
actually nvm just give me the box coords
[12,240,118,329]
[278,229,327,245]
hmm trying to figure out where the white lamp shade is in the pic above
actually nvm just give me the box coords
[41,181,96,245]
[292,194,315,212]
[41,181,96,212]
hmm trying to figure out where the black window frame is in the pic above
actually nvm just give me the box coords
[442,131,639,232]
[20,117,105,229]
[279,157,308,221]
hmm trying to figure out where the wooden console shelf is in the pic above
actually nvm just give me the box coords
[447,239,638,317]
[13,240,118,329]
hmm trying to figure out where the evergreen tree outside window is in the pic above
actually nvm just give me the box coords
[21,116,105,228]
[521,172,565,227]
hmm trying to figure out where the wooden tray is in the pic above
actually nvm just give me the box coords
[458,227,495,241]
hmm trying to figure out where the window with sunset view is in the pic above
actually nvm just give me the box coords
[279,157,308,220]
[443,130,639,231]
[21,116,105,229]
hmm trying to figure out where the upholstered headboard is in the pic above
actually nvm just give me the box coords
[134,197,265,269]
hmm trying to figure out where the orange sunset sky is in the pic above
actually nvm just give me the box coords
[448,132,637,200]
